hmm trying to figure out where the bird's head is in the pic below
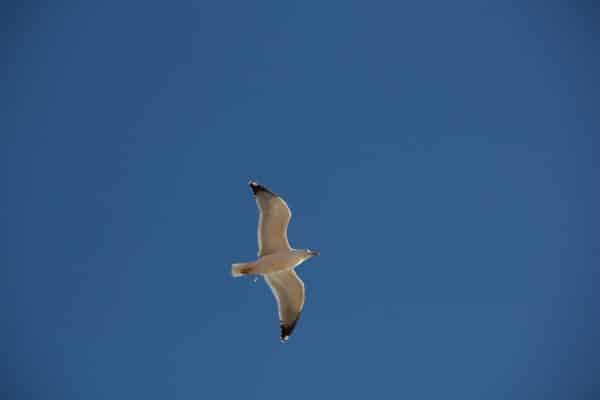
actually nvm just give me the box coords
[304,248,320,258]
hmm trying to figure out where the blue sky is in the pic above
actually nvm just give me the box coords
[3,1,599,399]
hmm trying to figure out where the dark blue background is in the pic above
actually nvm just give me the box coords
[3,1,599,399]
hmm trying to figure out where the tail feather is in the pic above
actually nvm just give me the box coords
[231,262,255,277]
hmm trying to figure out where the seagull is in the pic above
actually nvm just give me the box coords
[231,181,320,343]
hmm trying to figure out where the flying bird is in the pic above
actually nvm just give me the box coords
[231,181,320,343]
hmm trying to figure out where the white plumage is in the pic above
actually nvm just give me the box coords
[231,181,319,342]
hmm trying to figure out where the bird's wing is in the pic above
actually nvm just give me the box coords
[249,181,292,256]
[264,270,305,342]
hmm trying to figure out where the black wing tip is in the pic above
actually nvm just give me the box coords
[279,315,301,343]
[248,180,274,196]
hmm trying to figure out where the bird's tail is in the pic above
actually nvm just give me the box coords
[231,262,256,277]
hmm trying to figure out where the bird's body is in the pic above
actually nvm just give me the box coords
[232,249,312,276]
[231,181,319,342]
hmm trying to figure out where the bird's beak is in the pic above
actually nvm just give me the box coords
[310,250,320,257]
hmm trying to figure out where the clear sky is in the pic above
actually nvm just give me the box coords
[3,1,599,399]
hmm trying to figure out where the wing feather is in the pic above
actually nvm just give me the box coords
[264,270,305,342]
[249,181,291,256]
